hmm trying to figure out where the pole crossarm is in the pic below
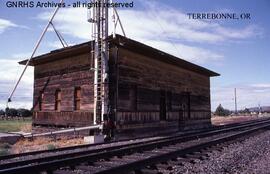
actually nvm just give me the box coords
[110,0,126,37]
[50,22,68,48]
[112,7,126,37]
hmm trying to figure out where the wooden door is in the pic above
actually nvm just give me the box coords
[160,90,166,121]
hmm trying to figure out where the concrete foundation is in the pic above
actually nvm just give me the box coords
[84,135,104,144]
[0,133,22,144]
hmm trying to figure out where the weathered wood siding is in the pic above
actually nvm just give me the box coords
[115,47,211,128]
[32,42,212,130]
[33,53,94,126]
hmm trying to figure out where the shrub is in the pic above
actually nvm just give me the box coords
[47,144,56,150]
[5,108,18,117]
[17,108,32,117]
[0,143,11,156]
[0,110,5,116]
[0,149,10,156]
[0,143,11,149]
[215,104,231,116]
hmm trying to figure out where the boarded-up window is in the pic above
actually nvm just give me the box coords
[118,84,137,111]
[118,87,130,100]
[137,88,160,111]
[55,90,61,111]
[160,90,166,120]
[39,91,44,111]
[167,91,172,111]
[130,86,137,111]
[187,92,191,118]
[74,87,81,111]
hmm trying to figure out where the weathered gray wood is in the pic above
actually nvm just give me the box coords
[33,53,94,126]
[114,47,211,128]
[31,40,212,130]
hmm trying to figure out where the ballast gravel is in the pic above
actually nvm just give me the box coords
[170,130,270,174]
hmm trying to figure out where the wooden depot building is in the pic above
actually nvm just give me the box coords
[19,35,219,137]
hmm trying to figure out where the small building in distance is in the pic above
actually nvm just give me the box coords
[19,35,219,137]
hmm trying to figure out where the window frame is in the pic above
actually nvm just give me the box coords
[55,89,61,111]
[39,91,44,111]
[74,87,81,111]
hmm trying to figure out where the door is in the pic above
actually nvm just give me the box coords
[160,90,166,121]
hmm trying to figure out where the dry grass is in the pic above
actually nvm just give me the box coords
[20,124,32,132]
[211,115,259,126]
[0,143,11,156]
[0,118,32,133]
[11,136,84,154]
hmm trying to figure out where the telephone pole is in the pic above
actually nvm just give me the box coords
[88,0,109,125]
[234,88,237,114]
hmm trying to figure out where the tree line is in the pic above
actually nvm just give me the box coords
[214,104,251,116]
[0,108,32,117]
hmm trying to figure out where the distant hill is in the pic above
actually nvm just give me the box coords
[249,106,270,112]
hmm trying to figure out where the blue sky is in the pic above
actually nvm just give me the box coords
[0,0,269,111]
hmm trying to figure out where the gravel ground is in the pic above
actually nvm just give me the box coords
[171,130,270,174]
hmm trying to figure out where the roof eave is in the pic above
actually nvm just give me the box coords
[109,35,220,77]
[18,35,220,77]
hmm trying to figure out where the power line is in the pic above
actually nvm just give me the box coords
[140,2,183,58]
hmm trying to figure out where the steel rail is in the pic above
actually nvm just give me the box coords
[0,118,270,174]
[95,123,270,174]
[0,117,265,161]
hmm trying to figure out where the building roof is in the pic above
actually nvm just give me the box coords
[19,34,219,77]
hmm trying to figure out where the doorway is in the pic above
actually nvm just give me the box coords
[160,90,166,121]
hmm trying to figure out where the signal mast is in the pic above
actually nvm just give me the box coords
[88,0,126,125]
[88,0,110,125]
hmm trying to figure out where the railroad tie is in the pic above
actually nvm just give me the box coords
[185,153,204,160]
[53,169,77,174]
[94,161,118,168]
[134,168,158,174]
[166,159,184,166]
[75,164,104,173]
[155,163,173,171]
[177,156,197,164]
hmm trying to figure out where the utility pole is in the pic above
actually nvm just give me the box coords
[258,102,261,114]
[6,0,64,108]
[89,0,109,125]
[88,0,126,126]
[234,88,237,115]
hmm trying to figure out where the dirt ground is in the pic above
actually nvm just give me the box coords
[11,136,84,154]
[211,115,260,126]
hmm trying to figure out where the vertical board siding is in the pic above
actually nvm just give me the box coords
[115,48,211,126]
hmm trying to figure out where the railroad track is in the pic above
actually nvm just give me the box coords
[0,118,270,174]
[0,118,264,162]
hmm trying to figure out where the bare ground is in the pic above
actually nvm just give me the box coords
[11,137,84,154]
[211,115,260,126]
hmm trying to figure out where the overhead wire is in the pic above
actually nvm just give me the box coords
[139,2,183,58]
[6,0,64,107]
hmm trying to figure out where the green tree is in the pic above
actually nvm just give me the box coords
[5,108,18,117]
[243,108,250,114]
[17,108,32,117]
[215,104,231,116]
[0,110,5,116]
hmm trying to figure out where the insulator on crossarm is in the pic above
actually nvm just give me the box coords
[87,7,96,23]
